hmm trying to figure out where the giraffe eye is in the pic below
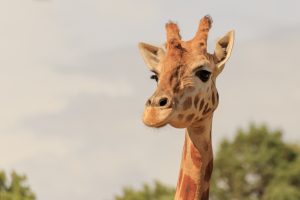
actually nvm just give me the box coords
[195,70,211,82]
[150,74,158,82]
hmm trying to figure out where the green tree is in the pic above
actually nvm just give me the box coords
[211,124,300,200]
[115,124,300,200]
[115,181,175,200]
[0,171,36,200]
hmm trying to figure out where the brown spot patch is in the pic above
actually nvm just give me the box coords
[168,38,181,48]
[204,158,213,182]
[186,114,195,122]
[173,81,180,93]
[203,103,209,113]
[201,188,209,200]
[194,95,199,108]
[190,144,201,168]
[216,92,219,102]
[174,97,179,105]
[169,66,179,83]
[180,174,197,200]
[169,39,184,50]
[194,116,200,121]
[212,92,215,105]
[177,114,184,120]
[203,142,209,152]
[199,99,205,111]
[183,96,192,110]
[203,107,212,115]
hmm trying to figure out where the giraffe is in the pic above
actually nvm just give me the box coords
[138,15,234,200]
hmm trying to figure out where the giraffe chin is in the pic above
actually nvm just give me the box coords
[143,107,173,128]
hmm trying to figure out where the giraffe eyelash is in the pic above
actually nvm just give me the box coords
[150,74,158,82]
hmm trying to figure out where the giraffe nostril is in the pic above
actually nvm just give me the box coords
[159,98,168,107]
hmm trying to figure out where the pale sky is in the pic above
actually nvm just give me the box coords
[0,0,300,200]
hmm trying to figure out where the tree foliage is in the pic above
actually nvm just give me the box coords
[211,124,300,200]
[0,171,36,200]
[115,124,300,200]
[115,181,175,200]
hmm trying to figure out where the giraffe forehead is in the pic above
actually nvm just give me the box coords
[162,44,210,72]
[157,41,212,91]
[160,56,209,81]
[157,64,183,93]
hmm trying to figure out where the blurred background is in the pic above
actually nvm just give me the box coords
[0,0,299,200]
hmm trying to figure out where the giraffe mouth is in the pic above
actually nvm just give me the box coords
[143,106,173,128]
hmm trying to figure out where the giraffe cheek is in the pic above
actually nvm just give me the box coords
[182,96,193,111]
[169,113,190,128]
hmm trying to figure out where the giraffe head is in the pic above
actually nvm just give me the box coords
[139,16,234,128]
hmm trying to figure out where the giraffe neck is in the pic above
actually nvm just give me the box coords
[174,115,213,200]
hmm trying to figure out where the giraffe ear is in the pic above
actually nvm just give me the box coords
[214,30,235,76]
[138,42,165,71]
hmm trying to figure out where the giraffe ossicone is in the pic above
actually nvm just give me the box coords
[138,15,234,200]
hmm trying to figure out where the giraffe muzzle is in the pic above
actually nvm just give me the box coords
[143,95,174,127]
[146,95,172,108]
